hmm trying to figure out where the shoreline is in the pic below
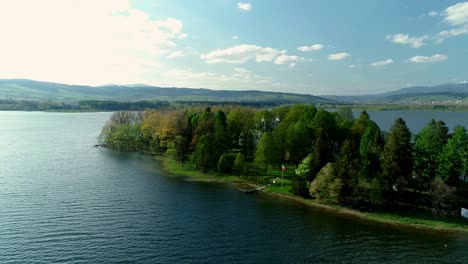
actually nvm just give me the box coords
[157,156,468,233]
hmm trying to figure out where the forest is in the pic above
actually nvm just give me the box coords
[98,104,468,218]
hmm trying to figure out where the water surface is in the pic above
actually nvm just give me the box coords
[0,111,466,263]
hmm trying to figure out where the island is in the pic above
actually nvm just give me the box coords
[98,104,468,232]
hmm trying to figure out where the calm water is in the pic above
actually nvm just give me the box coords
[360,110,468,133]
[0,111,467,263]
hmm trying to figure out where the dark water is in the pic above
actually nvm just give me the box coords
[0,111,467,263]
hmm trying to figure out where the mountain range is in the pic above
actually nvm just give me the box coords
[0,79,331,105]
[1,79,468,105]
[322,83,468,104]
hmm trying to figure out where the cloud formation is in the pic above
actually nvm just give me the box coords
[0,0,187,85]
[386,34,428,48]
[274,55,307,68]
[436,2,468,42]
[237,2,252,11]
[443,2,468,25]
[409,54,448,63]
[371,59,393,67]
[328,52,350,60]
[436,25,468,42]
[297,44,324,52]
[201,44,285,64]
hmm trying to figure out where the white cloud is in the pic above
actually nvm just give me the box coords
[328,52,350,61]
[409,54,448,63]
[436,25,468,42]
[159,67,278,90]
[166,50,184,59]
[348,64,360,68]
[371,59,393,67]
[0,0,187,85]
[232,35,239,40]
[434,2,468,43]
[274,55,305,64]
[428,10,439,17]
[297,44,324,52]
[274,55,308,69]
[201,44,286,64]
[386,34,428,48]
[443,2,468,25]
[237,2,252,11]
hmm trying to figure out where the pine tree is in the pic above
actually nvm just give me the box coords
[380,117,413,195]
[414,119,449,189]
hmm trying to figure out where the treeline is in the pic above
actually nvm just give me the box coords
[0,99,169,111]
[0,99,79,111]
[79,100,169,111]
[99,105,468,217]
[326,103,468,112]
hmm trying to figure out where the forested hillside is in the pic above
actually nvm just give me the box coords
[0,79,331,104]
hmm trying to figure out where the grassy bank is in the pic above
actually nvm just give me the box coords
[157,156,468,233]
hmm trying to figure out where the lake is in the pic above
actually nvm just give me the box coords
[0,111,467,263]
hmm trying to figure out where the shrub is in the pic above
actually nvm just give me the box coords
[309,163,342,204]
[217,154,233,173]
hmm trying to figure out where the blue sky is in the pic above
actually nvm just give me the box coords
[0,0,467,95]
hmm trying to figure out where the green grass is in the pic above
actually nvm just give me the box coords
[363,212,468,231]
[158,157,243,183]
[157,156,468,233]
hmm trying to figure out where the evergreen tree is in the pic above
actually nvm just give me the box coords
[335,139,361,203]
[438,126,468,185]
[359,125,383,179]
[380,117,413,195]
[214,110,229,154]
[413,119,449,189]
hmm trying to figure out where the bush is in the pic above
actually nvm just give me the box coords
[234,153,246,175]
[430,177,456,218]
[217,154,234,173]
[291,174,310,198]
[309,163,342,204]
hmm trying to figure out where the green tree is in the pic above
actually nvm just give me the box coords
[380,117,413,196]
[337,106,354,123]
[359,125,383,179]
[254,109,276,133]
[413,119,449,189]
[438,126,468,185]
[255,132,278,173]
[214,110,229,154]
[308,109,337,179]
[292,153,314,197]
[309,163,342,203]
[295,153,313,179]
[194,134,217,170]
[227,108,256,158]
[217,154,233,173]
[234,152,247,175]
[335,139,361,204]
[172,135,189,165]
[287,120,312,164]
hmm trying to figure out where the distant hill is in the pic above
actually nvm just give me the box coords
[322,83,468,103]
[0,79,332,104]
